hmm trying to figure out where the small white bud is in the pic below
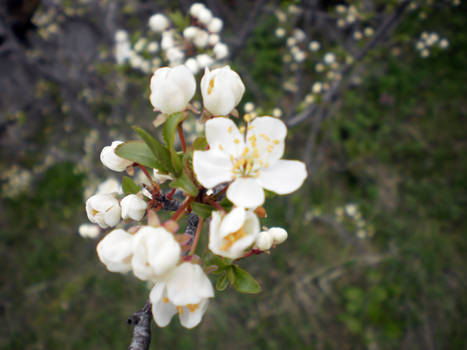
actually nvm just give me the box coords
[208,18,223,33]
[78,223,100,239]
[208,34,220,46]
[121,194,147,221]
[200,65,245,116]
[185,57,200,75]
[309,40,320,51]
[196,54,214,69]
[244,102,255,113]
[100,141,132,172]
[148,14,170,32]
[147,41,159,53]
[96,229,133,273]
[197,8,213,25]
[255,231,274,250]
[268,227,288,245]
[193,29,209,48]
[86,194,121,228]
[183,26,198,40]
[272,108,282,118]
[324,52,336,65]
[275,28,286,38]
[190,3,206,18]
[213,42,229,59]
[115,30,128,42]
[150,65,196,115]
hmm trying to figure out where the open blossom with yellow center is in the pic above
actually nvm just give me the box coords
[193,116,308,208]
[209,207,260,259]
[150,262,214,329]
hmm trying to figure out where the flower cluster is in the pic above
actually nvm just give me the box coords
[415,31,449,58]
[83,64,307,329]
[114,3,229,74]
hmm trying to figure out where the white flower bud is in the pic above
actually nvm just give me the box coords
[147,41,159,53]
[309,40,320,52]
[100,141,132,172]
[312,81,322,94]
[213,42,229,59]
[131,226,181,281]
[272,107,282,117]
[197,8,213,25]
[115,30,128,42]
[244,102,255,113]
[324,52,336,65]
[96,178,122,195]
[268,227,288,245]
[166,47,185,64]
[183,26,198,40]
[275,28,286,38]
[96,229,133,273]
[189,3,206,18]
[86,194,121,228]
[208,34,220,46]
[200,65,245,116]
[121,194,147,221]
[196,54,214,69]
[161,31,175,50]
[293,29,306,42]
[193,29,209,48]
[207,18,223,33]
[78,223,100,239]
[148,14,169,32]
[150,65,196,115]
[255,231,274,250]
[185,57,200,75]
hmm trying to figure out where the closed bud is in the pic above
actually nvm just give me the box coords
[100,141,132,172]
[207,18,223,33]
[200,66,245,116]
[148,14,169,32]
[255,231,274,250]
[96,229,133,273]
[150,65,196,115]
[269,227,288,244]
[121,194,147,221]
[78,223,100,239]
[213,43,229,60]
[86,194,121,228]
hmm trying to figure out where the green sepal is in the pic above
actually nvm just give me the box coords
[115,141,163,170]
[231,265,262,294]
[192,136,208,150]
[163,112,187,176]
[133,126,173,174]
[169,172,198,197]
[203,252,230,274]
[191,202,213,219]
[122,176,139,195]
[216,272,229,291]
[227,266,236,284]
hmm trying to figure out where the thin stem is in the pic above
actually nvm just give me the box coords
[178,123,186,153]
[171,197,192,221]
[136,164,160,194]
[167,188,176,199]
[235,248,263,261]
[189,217,204,256]
[208,199,225,213]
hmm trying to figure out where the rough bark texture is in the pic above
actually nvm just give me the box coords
[128,300,152,350]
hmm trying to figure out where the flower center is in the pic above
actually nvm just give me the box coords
[221,226,246,251]
[208,78,215,95]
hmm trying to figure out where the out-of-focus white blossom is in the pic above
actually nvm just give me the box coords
[197,8,213,25]
[208,18,223,33]
[244,102,255,113]
[309,40,320,51]
[78,223,100,239]
[150,65,196,115]
[272,108,282,118]
[148,14,170,32]
[312,82,322,94]
[275,28,286,38]
[147,41,159,53]
[324,52,336,65]
[86,194,121,228]
[208,34,220,46]
[193,29,209,48]
[196,54,214,69]
[200,66,245,116]
[185,57,200,74]
[213,43,229,60]
[183,26,198,40]
[121,194,147,221]
[190,3,206,18]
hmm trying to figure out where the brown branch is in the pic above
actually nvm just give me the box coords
[128,300,152,350]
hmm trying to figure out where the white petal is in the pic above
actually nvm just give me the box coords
[167,263,214,305]
[227,177,264,208]
[220,207,245,237]
[193,149,233,188]
[178,299,209,329]
[257,160,307,194]
[170,65,196,102]
[205,117,245,158]
[152,300,177,327]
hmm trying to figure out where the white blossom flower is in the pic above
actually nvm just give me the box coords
[200,66,245,116]
[131,226,181,281]
[287,37,297,47]
[78,223,100,239]
[268,227,288,244]
[207,18,223,33]
[312,82,322,94]
[208,33,220,46]
[161,31,175,50]
[309,40,320,51]
[150,262,214,328]
[190,3,206,18]
[96,229,133,273]
[364,27,374,37]
[185,57,200,75]
[324,52,336,65]
[213,43,229,59]
[193,117,307,208]
[196,54,214,69]
[293,28,306,42]
[148,14,170,32]
[166,47,185,65]
[209,207,260,259]
[86,194,121,228]
[244,102,255,113]
[183,26,198,40]
[255,230,273,250]
[275,28,286,38]
[121,194,147,221]
[100,141,133,172]
[96,178,122,195]
[439,38,449,49]
[272,108,282,118]
[197,8,213,25]
[149,65,196,115]
[115,30,128,42]
[147,41,159,53]
[192,29,209,48]
[134,38,147,52]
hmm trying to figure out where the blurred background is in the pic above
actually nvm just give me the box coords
[0,0,466,349]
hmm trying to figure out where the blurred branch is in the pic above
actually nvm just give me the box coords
[128,300,152,350]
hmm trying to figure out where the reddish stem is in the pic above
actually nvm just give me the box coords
[178,123,186,153]
[171,197,192,221]
[235,249,263,261]
[208,200,225,213]
[136,164,160,194]
[189,217,204,256]
[167,188,176,199]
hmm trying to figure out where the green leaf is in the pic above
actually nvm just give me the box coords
[216,272,229,291]
[191,202,213,219]
[169,172,198,197]
[203,252,229,274]
[115,141,163,170]
[227,266,236,284]
[133,126,173,174]
[231,265,262,294]
[122,176,140,195]
[192,136,208,150]
[163,112,186,175]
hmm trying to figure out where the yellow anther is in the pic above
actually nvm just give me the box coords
[253,149,259,158]
[260,133,271,142]
[219,144,224,151]
[162,297,170,304]
[186,304,199,312]
[176,306,184,315]
[267,145,274,153]
[221,226,247,251]
[239,126,246,134]
[242,147,250,157]
[91,209,98,216]
[234,139,240,144]
[208,78,215,95]
[273,139,280,145]
[228,126,233,133]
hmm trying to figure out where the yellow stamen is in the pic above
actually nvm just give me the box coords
[260,133,271,142]
[208,78,215,95]
[186,304,199,312]
[233,139,240,144]
[162,297,170,304]
[273,139,280,145]
[228,126,233,133]
[221,226,246,251]
[176,306,184,315]
[91,209,98,216]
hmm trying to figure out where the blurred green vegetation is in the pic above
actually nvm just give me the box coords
[1,3,466,350]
